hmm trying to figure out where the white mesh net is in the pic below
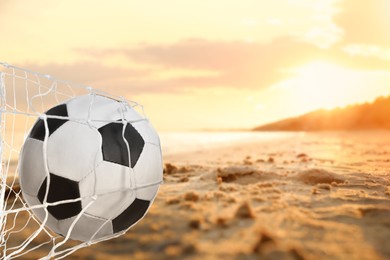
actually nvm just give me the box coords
[0,63,156,259]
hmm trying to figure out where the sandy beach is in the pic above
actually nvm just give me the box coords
[60,131,390,260]
[3,131,390,259]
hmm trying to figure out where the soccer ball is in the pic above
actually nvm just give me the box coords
[19,94,163,242]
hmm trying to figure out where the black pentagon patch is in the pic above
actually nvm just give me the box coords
[98,122,145,167]
[112,198,150,233]
[37,173,82,220]
[29,104,69,141]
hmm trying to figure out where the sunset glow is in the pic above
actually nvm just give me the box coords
[282,61,390,110]
[1,0,389,130]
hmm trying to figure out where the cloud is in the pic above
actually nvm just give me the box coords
[78,36,390,85]
[334,0,390,46]
[18,34,390,96]
[18,62,154,95]
[76,37,323,90]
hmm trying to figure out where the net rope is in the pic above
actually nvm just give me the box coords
[0,63,160,259]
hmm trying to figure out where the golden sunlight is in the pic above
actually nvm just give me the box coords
[278,61,390,112]
[294,61,358,109]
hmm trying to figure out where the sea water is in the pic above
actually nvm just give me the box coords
[160,131,301,155]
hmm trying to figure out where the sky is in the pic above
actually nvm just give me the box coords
[1,0,390,131]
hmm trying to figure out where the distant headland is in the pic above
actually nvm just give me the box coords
[254,95,390,131]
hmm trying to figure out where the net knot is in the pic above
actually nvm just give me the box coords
[87,118,93,128]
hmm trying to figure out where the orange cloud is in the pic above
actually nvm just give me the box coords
[19,33,390,97]
[71,38,319,91]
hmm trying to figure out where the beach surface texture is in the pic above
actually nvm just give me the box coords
[9,131,390,259]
